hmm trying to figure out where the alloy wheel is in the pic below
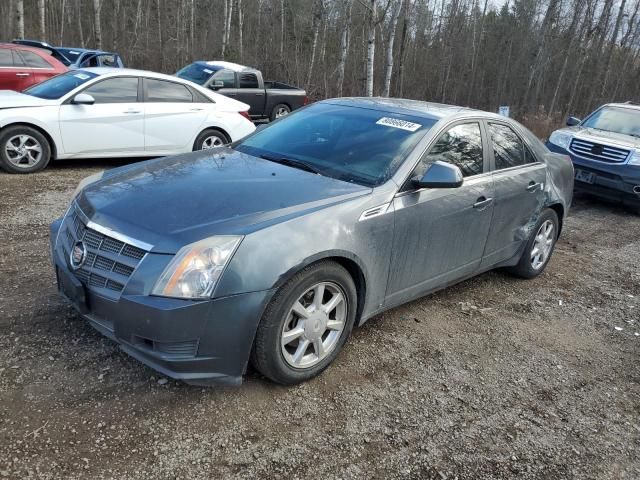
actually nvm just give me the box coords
[201,135,224,150]
[4,135,43,168]
[281,281,347,369]
[530,220,555,270]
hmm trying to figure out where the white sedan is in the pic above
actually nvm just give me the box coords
[0,68,256,173]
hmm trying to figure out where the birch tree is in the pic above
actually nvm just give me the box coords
[336,0,353,96]
[16,0,25,39]
[382,0,401,97]
[38,0,46,39]
[93,0,103,49]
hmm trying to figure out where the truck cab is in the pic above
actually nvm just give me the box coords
[176,61,307,121]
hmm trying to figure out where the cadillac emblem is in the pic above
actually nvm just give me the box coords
[70,241,87,270]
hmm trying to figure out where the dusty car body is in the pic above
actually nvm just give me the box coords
[50,98,573,386]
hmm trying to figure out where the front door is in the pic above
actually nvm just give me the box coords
[386,121,495,307]
[59,76,144,155]
[481,121,547,267]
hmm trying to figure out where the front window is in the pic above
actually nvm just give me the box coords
[83,77,139,103]
[235,103,436,187]
[175,63,216,85]
[23,70,99,99]
[582,106,640,138]
[417,123,484,178]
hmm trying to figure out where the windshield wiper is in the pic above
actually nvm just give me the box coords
[260,154,322,175]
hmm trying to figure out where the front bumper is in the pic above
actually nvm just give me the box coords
[50,218,274,386]
[546,142,640,208]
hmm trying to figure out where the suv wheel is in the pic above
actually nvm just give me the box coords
[0,126,51,173]
[251,261,358,384]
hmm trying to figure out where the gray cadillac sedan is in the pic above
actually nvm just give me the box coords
[50,98,573,385]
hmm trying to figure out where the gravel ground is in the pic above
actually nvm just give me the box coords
[0,158,639,480]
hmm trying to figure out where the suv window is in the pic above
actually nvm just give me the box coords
[419,123,484,178]
[239,73,259,89]
[489,123,535,169]
[145,78,193,102]
[18,50,52,69]
[211,69,235,88]
[83,77,139,103]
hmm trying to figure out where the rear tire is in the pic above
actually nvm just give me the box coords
[0,125,51,174]
[270,103,291,122]
[193,129,230,151]
[251,261,358,385]
[507,208,559,279]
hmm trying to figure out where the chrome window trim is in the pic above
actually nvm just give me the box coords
[74,202,154,251]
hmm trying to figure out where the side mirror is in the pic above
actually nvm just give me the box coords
[566,116,581,127]
[412,161,463,189]
[72,93,95,105]
[209,80,225,90]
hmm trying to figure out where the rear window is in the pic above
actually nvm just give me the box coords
[239,73,259,88]
[17,50,52,68]
[145,78,193,103]
[236,103,436,187]
[0,49,13,67]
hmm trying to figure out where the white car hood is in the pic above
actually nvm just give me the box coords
[0,90,57,109]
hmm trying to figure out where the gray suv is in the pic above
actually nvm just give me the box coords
[546,102,640,211]
[50,99,573,386]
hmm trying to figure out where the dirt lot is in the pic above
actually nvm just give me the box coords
[0,159,639,480]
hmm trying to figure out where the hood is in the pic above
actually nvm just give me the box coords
[0,90,54,109]
[563,126,640,150]
[76,149,370,253]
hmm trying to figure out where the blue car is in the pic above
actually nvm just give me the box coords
[546,102,640,212]
[12,39,124,68]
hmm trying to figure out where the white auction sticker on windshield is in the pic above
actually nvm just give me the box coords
[203,69,213,74]
[74,73,90,80]
[376,117,422,132]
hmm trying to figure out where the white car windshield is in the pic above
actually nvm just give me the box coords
[23,71,99,100]
[582,106,640,138]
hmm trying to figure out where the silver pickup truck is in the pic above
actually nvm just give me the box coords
[176,61,307,122]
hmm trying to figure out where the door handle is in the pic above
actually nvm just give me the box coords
[123,110,141,114]
[473,196,493,210]
[16,73,31,77]
[255,93,264,96]
[526,181,543,192]
[190,107,204,111]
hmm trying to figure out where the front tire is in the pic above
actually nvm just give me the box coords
[251,261,358,385]
[0,126,51,173]
[508,208,559,279]
[193,129,230,151]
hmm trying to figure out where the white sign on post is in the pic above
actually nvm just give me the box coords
[498,105,510,117]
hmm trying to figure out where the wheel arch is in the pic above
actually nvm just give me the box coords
[273,251,368,326]
[546,202,565,236]
[0,122,58,160]
[193,125,231,149]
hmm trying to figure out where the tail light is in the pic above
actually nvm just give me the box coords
[303,96,309,106]
[239,111,251,121]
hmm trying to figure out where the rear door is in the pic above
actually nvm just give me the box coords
[58,76,144,155]
[15,49,58,87]
[143,77,208,153]
[481,121,547,267]
[386,121,495,306]
[234,72,265,117]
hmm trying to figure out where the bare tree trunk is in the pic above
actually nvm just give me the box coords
[599,0,627,98]
[396,0,410,97]
[306,0,323,91]
[383,1,402,97]
[280,0,285,60]
[38,0,46,39]
[238,0,243,62]
[336,0,353,96]
[93,0,103,49]
[222,0,228,58]
[77,0,85,47]
[190,0,195,59]
[59,0,66,44]
[366,0,376,97]
[225,0,234,55]
[15,0,24,39]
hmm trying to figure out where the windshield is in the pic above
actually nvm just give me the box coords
[582,106,640,138]
[57,48,83,64]
[176,63,215,85]
[235,103,436,187]
[23,71,99,99]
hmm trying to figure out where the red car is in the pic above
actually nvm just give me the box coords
[0,43,67,91]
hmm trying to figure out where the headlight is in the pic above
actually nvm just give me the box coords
[629,150,640,166]
[152,236,242,299]
[73,170,104,198]
[548,131,571,150]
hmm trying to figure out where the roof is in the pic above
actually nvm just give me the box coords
[323,97,484,120]
[605,102,640,111]
[80,67,184,82]
[195,60,258,73]
[0,42,54,55]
